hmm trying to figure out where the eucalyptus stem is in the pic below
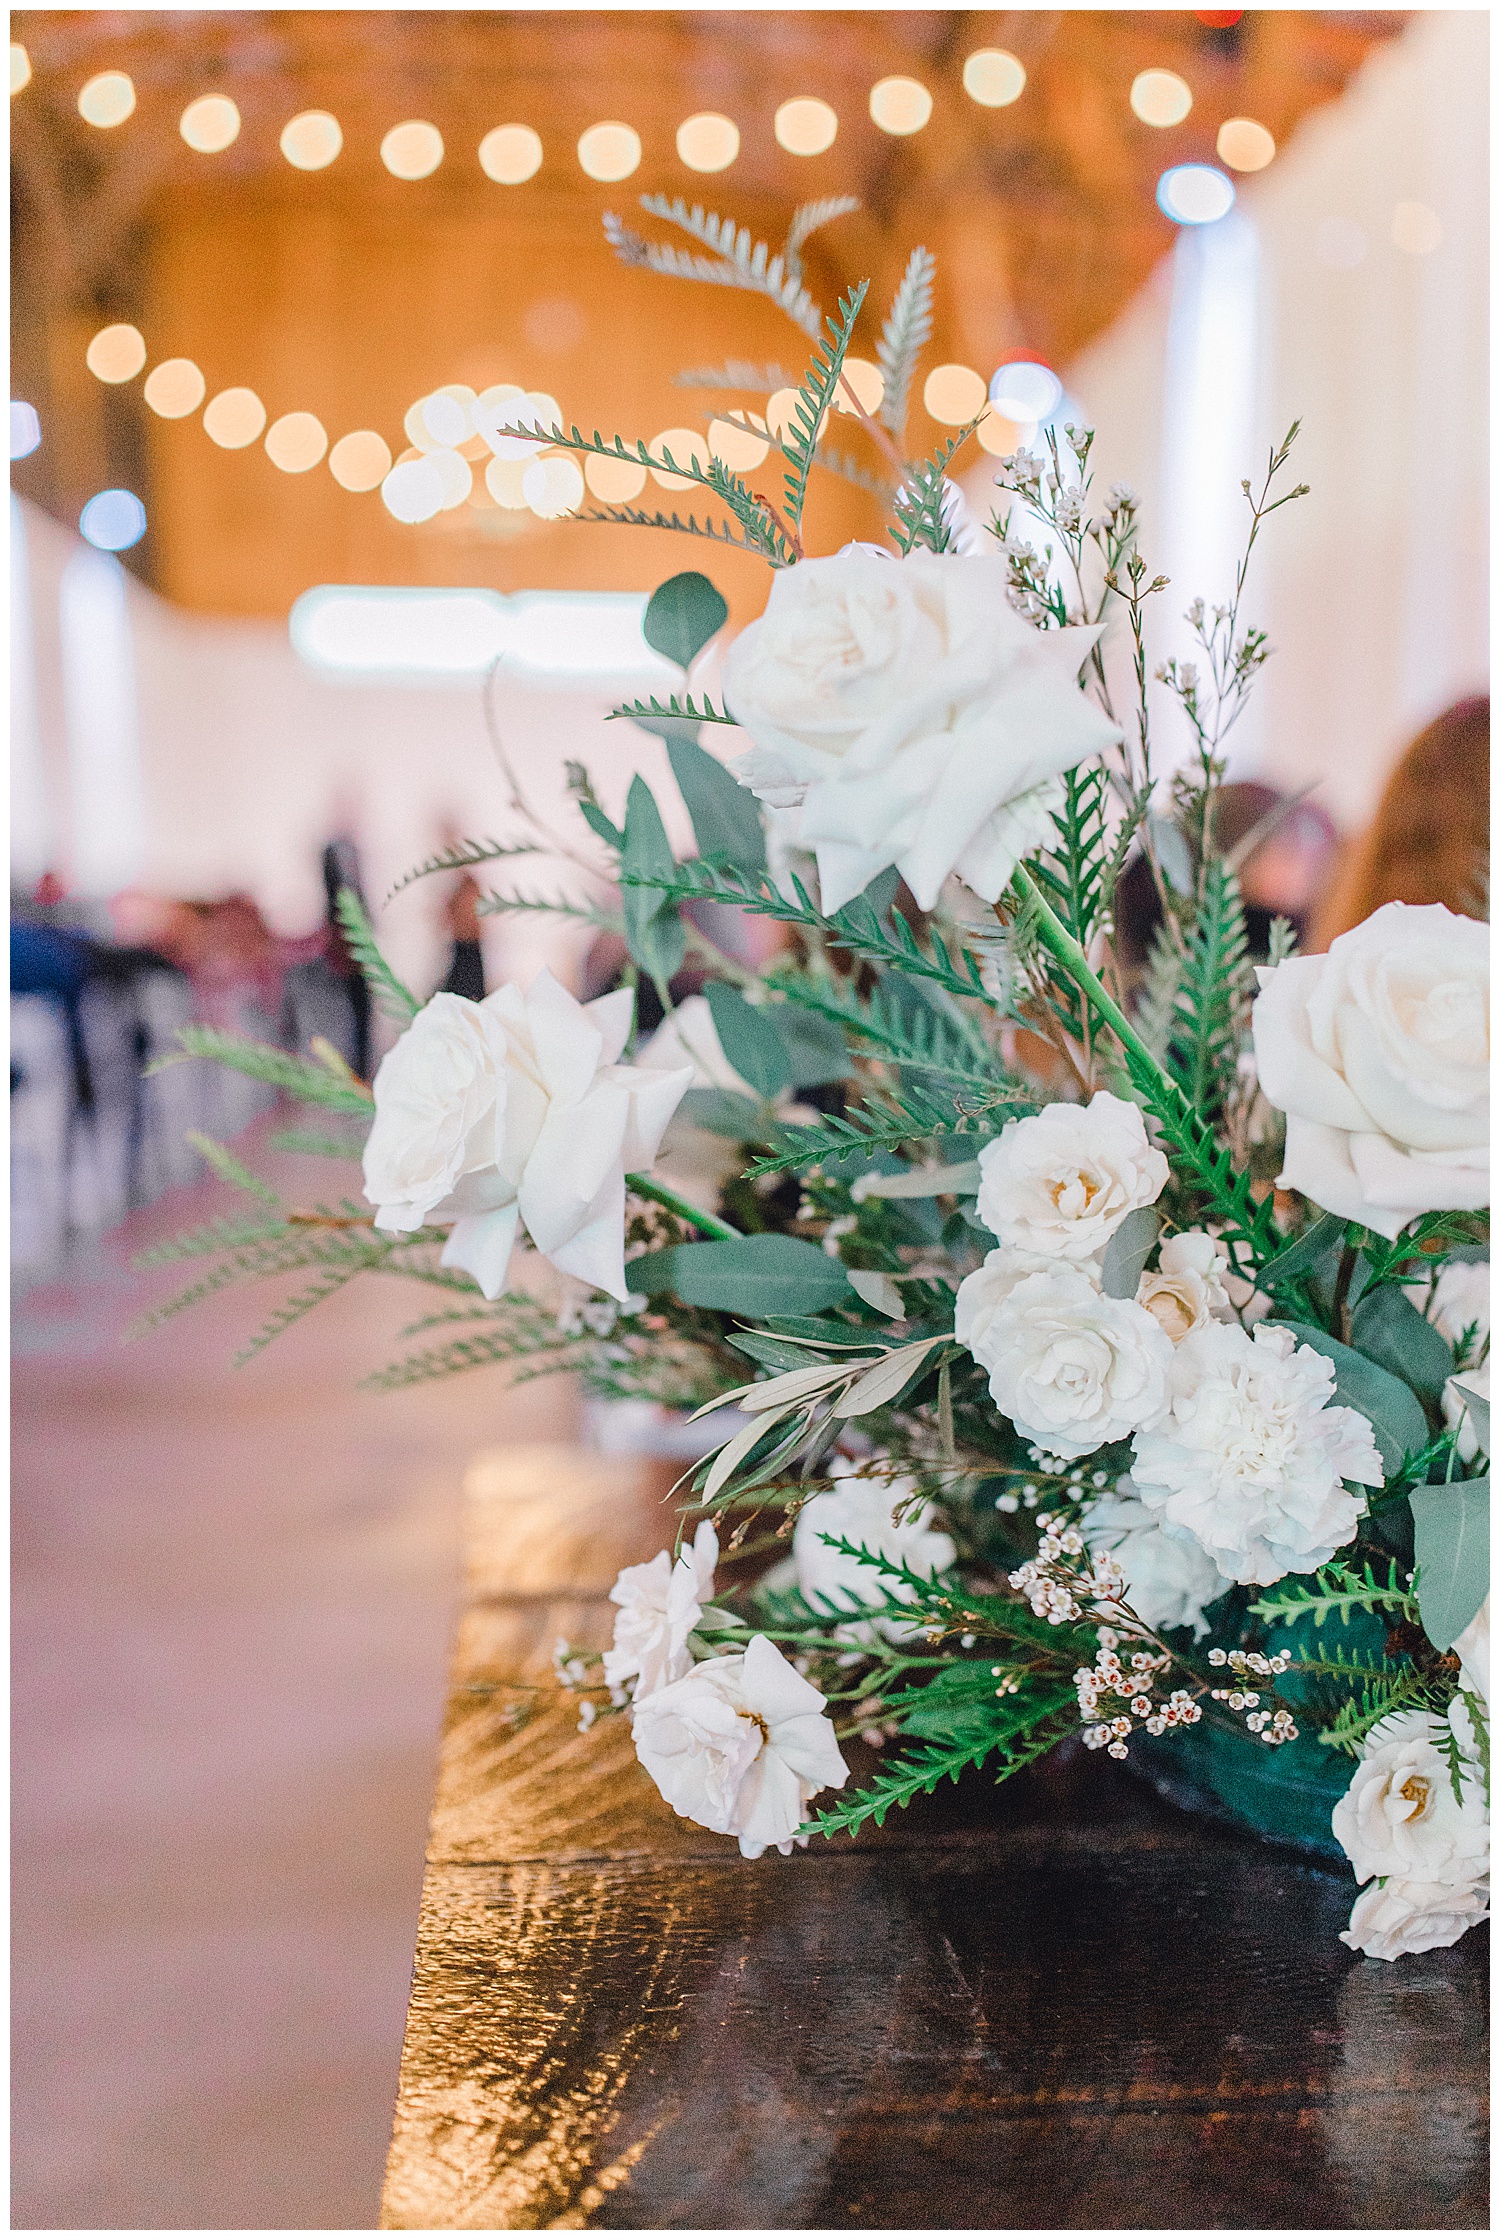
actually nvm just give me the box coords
[1010,864,1173,1094]
[626,1172,742,1242]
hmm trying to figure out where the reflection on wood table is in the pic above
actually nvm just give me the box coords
[381,1442,1488,2232]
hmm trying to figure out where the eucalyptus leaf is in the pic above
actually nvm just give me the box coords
[1410,1477,1490,1650]
[620,776,685,984]
[577,799,623,852]
[643,570,729,670]
[1448,1376,1490,1454]
[1351,1284,1456,1405]
[678,1087,770,1139]
[1101,1207,1161,1301]
[772,1003,848,1087]
[704,981,794,1098]
[1257,1212,1348,1294]
[666,734,765,872]
[631,1234,853,1316]
[1276,1321,1428,1476]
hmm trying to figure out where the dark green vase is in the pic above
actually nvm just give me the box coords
[1132,1717,1353,1860]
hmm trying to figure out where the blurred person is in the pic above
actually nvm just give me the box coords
[1308,697,1489,950]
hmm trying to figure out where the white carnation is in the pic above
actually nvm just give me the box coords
[1136,1230,1233,1344]
[974,1092,1169,1263]
[793,1458,956,1637]
[631,1633,848,1858]
[721,548,1121,913]
[957,1258,1173,1461]
[1340,1875,1490,1961]
[1080,1484,1223,1638]
[602,1521,718,1702]
[1129,1321,1383,1586]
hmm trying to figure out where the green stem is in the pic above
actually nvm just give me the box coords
[626,1172,742,1242]
[1011,865,1172,1094]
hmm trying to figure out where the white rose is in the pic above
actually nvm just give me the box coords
[793,1458,956,1637]
[974,1092,1169,1263]
[631,1633,849,1858]
[1332,1707,1489,1887]
[1080,1484,1223,1638]
[1251,901,1488,1239]
[638,994,755,1096]
[1453,1594,1489,1711]
[1443,1359,1490,1464]
[722,548,1121,913]
[602,1521,719,1702]
[1136,1230,1233,1343]
[1421,1259,1491,1351]
[1130,1321,1383,1586]
[957,1260,1173,1461]
[362,969,691,1302]
[1340,1875,1490,1962]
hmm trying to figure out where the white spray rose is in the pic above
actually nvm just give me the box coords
[793,1458,956,1637]
[974,1092,1169,1263]
[1080,1484,1223,1638]
[1443,1359,1490,1465]
[1453,1595,1489,1711]
[1332,1706,1489,1889]
[722,548,1120,914]
[1130,1321,1383,1586]
[362,969,691,1302]
[602,1521,719,1703]
[1422,1259,1491,1351]
[957,1259,1173,1461]
[1251,901,1488,1239]
[1340,1875,1490,1962]
[1136,1230,1233,1343]
[631,1633,848,1858]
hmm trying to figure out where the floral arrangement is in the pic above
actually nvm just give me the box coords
[139,197,1489,1961]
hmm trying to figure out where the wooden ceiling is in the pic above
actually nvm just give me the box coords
[11,9,1406,617]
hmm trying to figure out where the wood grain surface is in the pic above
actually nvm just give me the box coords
[382,1443,1488,2231]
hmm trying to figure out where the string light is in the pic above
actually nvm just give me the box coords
[11,43,32,95]
[976,411,1024,457]
[180,95,240,153]
[486,456,534,508]
[481,389,561,458]
[78,71,135,127]
[833,358,885,415]
[923,363,987,424]
[265,412,329,473]
[649,428,707,490]
[329,431,392,491]
[11,401,42,458]
[1217,117,1274,172]
[583,452,648,502]
[143,358,207,418]
[1157,164,1235,224]
[962,50,1025,107]
[480,124,542,182]
[577,122,641,181]
[86,324,147,383]
[381,456,445,523]
[79,489,147,551]
[523,455,584,519]
[774,98,837,156]
[869,78,931,136]
[203,386,267,448]
[1131,70,1193,128]
[708,413,769,470]
[427,450,473,508]
[381,121,444,179]
[281,111,342,169]
[989,360,1062,420]
[677,113,739,172]
[765,388,801,440]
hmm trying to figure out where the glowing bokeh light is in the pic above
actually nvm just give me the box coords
[427,449,473,509]
[976,410,1025,457]
[583,452,648,503]
[265,412,329,473]
[869,77,932,135]
[480,389,561,458]
[80,488,147,550]
[577,122,641,181]
[11,400,42,458]
[479,123,542,182]
[12,44,32,95]
[421,388,476,446]
[180,95,240,152]
[381,457,446,523]
[923,363,987,425]
[833,357,885,415]
[708,413,770,470]
[989,359,1062,421]
[774,97,837,156]
[381,121,444,179]
[143,358,207,418]
[1157,164,1235,224]
[1217,117,1275,172]
[329,431,393,491]
[1131,69,1193,128]
[962,49,1025,107]
[1392,200,1442,255]
[281,110,342,169]
[486,456,533,508]
[202,386,268,448]
[78,71,135,127]
[523,455,585,519]
[676,112,739,172]
[765,388,802,441]
[649,427,707,490]
[86,324,147,383]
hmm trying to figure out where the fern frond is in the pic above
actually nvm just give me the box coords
[133,1215,291,1268]
[149,1028,375,1112]
[1136,918,1187,1062]
[875,245,934,439]
[807,1695,1076,1838]
[890,423,983,555]
[746,1083,1019,1177]
[233,1263,368,1367]
[784,194,861,278]
[476,891,621,928]
[1319,1668,1444,1756]
[183,1130,283,1207]
[606,692,739,728]
[333,887,419,1024]
[264,1128,366,1160]
[781,286,869,533]
[1250,1556,1417,1631]
[765,968,1011,1095]
[1171,857,1253,1120]
[363,1323,582,1391]
[607,200,825,337]
[387,838,541,901]
[672,360,797,393]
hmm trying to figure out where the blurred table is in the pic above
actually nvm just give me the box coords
[381,1443,1488,2231]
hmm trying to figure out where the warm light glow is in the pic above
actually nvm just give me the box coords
[1392,200,1442,256]
[676,112,739,172]
[11,400,42,458]
[989,360,1062,421]
[381,457,446,523]
[291,586,679,684]
[79,488,147,551]
[86,324,147,383]
[1131,69,1193,128]
[203,386,267,448]
[923,363,987,425]
[480,389,561,458]
[479,123,542,183]
[976,410,1024,457]
[583,451,648,503]
[78,71,135,127]
[281,110,342,169]
[180,95,240,152]
[523,455,585,519]
[486,456,533,508]
[1157,164,1235,225]
[833,357,885,416]
[765,388,802,441]
[11,44,32,95]
[423,387,477,446]
[1316,216,1366,271]
[381,120,444,179]
[143,358,207,418]
[963,50,1025,108]
[577,121,641,182]
[708,413,770,471]
[649,428,707,490]
[869,77,932,136]
[329,431,392,491]
[427,449,474,509]
[265,411,329,473]
[1217,117,1275,172]
[774,97,837,156]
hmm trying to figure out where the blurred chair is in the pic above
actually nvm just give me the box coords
[1308,697,1489,949]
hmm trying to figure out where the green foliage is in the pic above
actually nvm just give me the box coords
[781,285,869,534]
[665,734,766,871]
[1410,1477,1490,1650]
[806,1690,1077,1838]
[133,1213,292,1268]
[184,1130,282,1206]
[1024,765,1115,1045]
[620,775,686,987]
[875,245,934,441]
[1099,1207,1160,1300]
[628,1234,852,1315]
[765,965,1011,1097]
[333,887,419,1025]
[605,196,826,338]
[1119,1042,1282,1273]
[747,1083,1016,1177]
[1350,1283,1455,1405]
[1168,857,1253,1119]
[386,837,542,900]
[889,425,980,555]
[1256,1212,1348,1296]
[1249,1555,1417,1631]
[642,570,730,669]
[149,1027,376,1111]
[704,982,794,1097]
[233,1264,371,1368]
[1317,1662,1445,1757]
[608,691,738,729]
[1274,1321,1429,1476]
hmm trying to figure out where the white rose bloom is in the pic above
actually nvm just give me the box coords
[1251,901,1488,1239]
[638,994,755,1096]
[631,1633,849,1858]
[721,548,1121,914]
[1340,1875,1490,1962]
[1080,1484,1223,1638]
[1332,1707,1489,1888]
[1136,1230,1234,1344]
[793,1458,956,1636]
[957,1261,1173,1461]
[602,1521,719,1703]
[362,969,691,1302]
[974,1092,1169,1263]
[1130,1321,1383,1586]
[1443,1358,1490,1464]
[1453,1594,1489,1711]
[1421,1259,1491,1350]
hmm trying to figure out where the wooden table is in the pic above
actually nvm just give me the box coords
[381,1443,1488,2231]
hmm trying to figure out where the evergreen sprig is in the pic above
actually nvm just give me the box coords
[1250,1556,1417,1630]
[148,1028,375,1111]
[781,286,869,534]
[606,692,739,727]
[875,245,934,440]
[333,886,420,1025]
[606,197,826,337]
